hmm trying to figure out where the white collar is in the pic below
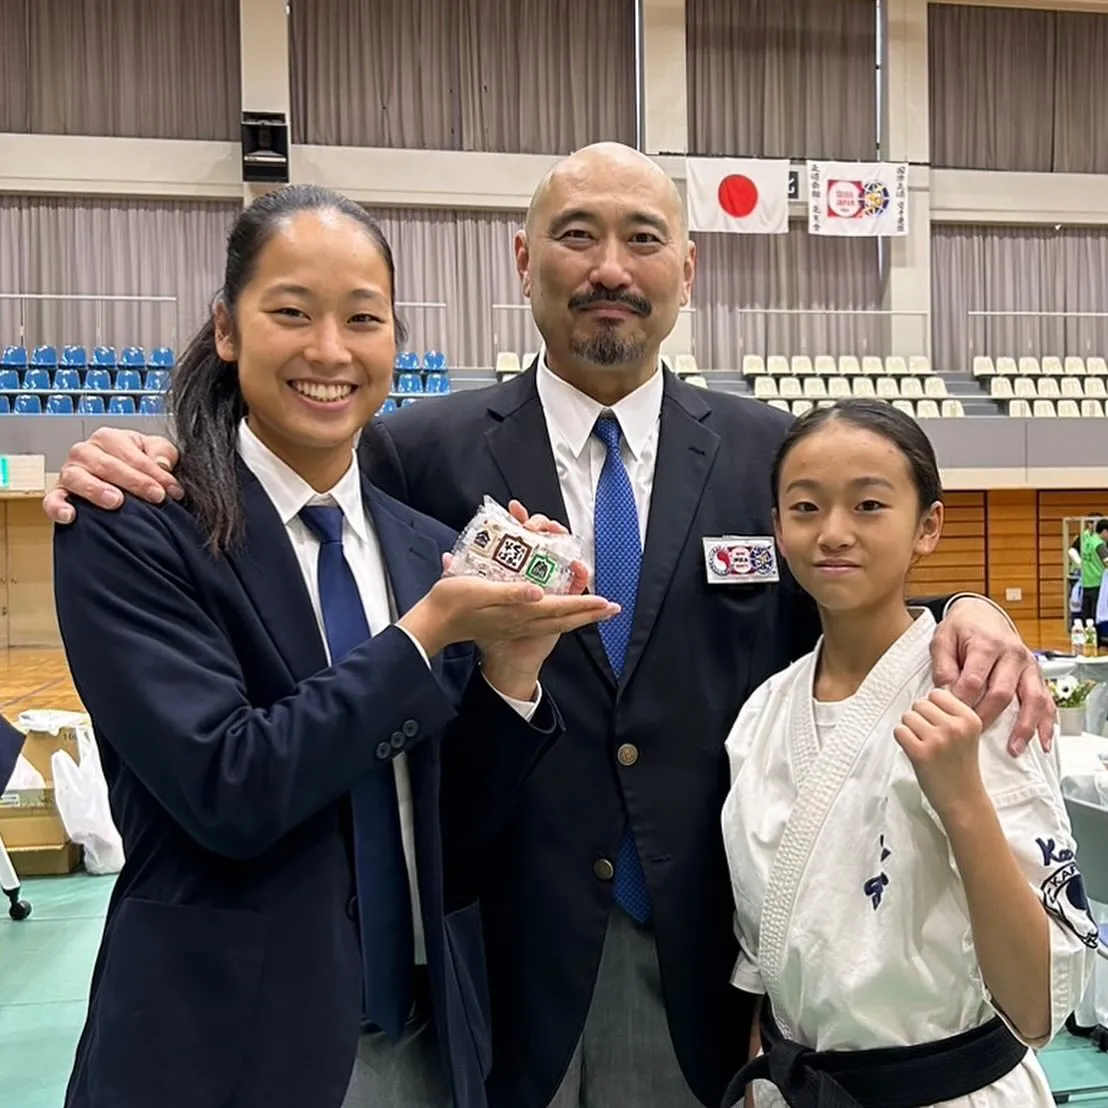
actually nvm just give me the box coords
[236,419,369,544]
[535,347,664,461]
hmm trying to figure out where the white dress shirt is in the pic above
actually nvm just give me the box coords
[237,420,536,965]
[535,352,664,577]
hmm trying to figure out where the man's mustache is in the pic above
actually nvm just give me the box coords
[568,288,652,317]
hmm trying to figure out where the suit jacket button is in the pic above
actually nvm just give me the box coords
[376,740,392,760]
[593,858,614,881]
[402,719,419,738]
[390,731,405,749]
[617,743,639,767]
[347,896,358,920]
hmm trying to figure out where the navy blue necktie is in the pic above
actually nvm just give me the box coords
[300,505,414,1040]
[592,417,652,925]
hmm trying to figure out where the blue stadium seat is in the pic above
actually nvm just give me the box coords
[14,395,41,414]
[144,370,170,392]
[54,368,82,391]
[138,395,165,414]
[0,369,18,391]
[62,345,88,368]
[46,394,74,414]
[401,398,419,407]
[423,351,446,371]
[424,372,450,395]
[0,396,9,414]
[77,395,105,414]
[118,346,145,368]
[396,372,423,394]
[92,346,116,368]
[108,396,136,415]
[379,398,398,415]
[22,368,50,391]
[395,352,420,371]
[2,346,27,369]
[115,369,143,392]
[148,346,174,368]
[85,368,112,392]
[31,345,58,368]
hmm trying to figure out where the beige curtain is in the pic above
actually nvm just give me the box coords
[686,0,878,160]
[0,0,240,140]
[0,196,239,354]
[290,0,636,153]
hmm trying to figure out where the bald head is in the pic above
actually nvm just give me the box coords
[525,142,685,237]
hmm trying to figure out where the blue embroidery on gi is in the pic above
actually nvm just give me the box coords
[864,835,891,909]
[1037,836,1075,867]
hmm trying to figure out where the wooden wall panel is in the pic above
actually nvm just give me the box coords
[985,490,1038,621]
[1037,492,1108,620]
[911,491,986,596]
[6,500,58,648]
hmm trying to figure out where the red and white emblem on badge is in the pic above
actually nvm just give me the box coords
[702,537,779,585]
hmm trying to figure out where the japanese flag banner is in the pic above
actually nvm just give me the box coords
[685,158,790,234]
[807,161,909,237]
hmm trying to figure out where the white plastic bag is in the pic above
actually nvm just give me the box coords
[52,722,124,876]
[5,756,45,792]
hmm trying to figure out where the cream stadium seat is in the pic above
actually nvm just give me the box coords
[885,356,908,377]
[1008,399,1032,417]
[754,377,778,398]
[1065,356,1087,376]
[924,376,948,399]
[814,355,837,376]
[1061,378,1084,398]
[892,399,915,417]
[817,399,836,409]
[972,356,995,377]
[877,377,899,399]
[767,356,790,376]
[1033,399,1056,417]
[909,356,932,375]
[779,377,803,398]
[828,377,851,398]
[1038,378,1060,399]
[1042,356,1064,376]
[1082,399,1104,418]
[996,356,1018,376]
[1088,357,1108,376]
[990,378,1014,400]
[523,351,538,368]
[804,377,827,398]
[743,354,766,376]
[768,399,790,412]
[861,356,884,376]
[839,355,861,376]
[685,374,708,388]
[1019,356,1041,376]
[496,351,521,376]
[916,399,941,419]
[852,378,876,397]
[1058,399,1081,418]
[792,399,813,415]
[941,399,965,418]
[792,355,814,376]
[1087,378,1107,399]
[900,378,924,399]
[1014,378,1036,399]
[674,354,698,376]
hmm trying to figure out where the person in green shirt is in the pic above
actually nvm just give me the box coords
[1080,518,1108,622]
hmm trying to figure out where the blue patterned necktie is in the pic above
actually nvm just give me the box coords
[592,417,652,925]
[299,505,414,1040]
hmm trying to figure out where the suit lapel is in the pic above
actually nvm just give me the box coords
[484,368,615,686]
[229,462,328,681]
[620,373,719,690]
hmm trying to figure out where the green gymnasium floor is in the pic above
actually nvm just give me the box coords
[3,873,1108,1107]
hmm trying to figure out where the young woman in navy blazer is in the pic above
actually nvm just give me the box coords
[52,186,617,1108]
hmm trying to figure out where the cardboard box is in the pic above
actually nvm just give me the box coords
[9,842,82,876]
[0,786,68,848]
[15,711,86,785]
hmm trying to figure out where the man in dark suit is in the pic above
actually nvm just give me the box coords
[44,142,1053,1108]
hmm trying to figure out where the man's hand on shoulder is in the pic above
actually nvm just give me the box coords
[43,428,182,524]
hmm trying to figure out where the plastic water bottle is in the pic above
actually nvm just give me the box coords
[1087,619,1098,656]
[1073,619,1087,656]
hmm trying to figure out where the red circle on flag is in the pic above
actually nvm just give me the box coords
[718,174,759,218]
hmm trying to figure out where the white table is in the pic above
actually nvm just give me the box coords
[1041,656,1108,736]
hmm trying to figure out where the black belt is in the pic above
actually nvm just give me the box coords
[721,1001,1027,1108]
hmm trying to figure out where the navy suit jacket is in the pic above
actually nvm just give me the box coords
[52,463,561,1108]
[359,366,956,1108]
[0,713,22,793]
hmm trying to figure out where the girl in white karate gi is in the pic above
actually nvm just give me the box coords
[721,399,1098,1108]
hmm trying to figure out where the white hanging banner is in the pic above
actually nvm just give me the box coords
[807,161,909,237]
